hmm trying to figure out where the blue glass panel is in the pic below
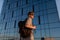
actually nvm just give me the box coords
[47,8,57,14]
[33,16,39,25]
[0,23,5,30]
[44,24,49,29]
[5,11,12,19]
[43,10,48,15]
[6,22,14,29]
[44,15,49,24]
[21,0,26,6]
[40,25,45,30]
[50,28,60,37]
[34,3,40,12]
[40,16,44,24]
[28,0,33,4]
[34,3,46,13]
[14,9,22,17]
[41,30,46,37]
[36,25,40,30]
[49,22,60,28]
[46,1,56,9]
[23,6,33,15]
[48,13,59,23]
[34,30,40,38]
[21,15,27,21]
[45,29,51,37]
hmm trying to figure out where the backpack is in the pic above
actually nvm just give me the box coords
[18,18,32,38]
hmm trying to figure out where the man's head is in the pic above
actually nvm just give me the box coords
[28,11,34,19]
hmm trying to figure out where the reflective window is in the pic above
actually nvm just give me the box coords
[32,5,34,12]
[14,20,16,28]
[48,13,59,23]
[40,25,45,30]
[41,0,49,2]
[34,3,40,12]
[47,8,57,14]
[43,15,49,24]
[33,16,39,25]
[10,3,15,9]
[26,0,28,4]
[49,22,60,28]
[18,0,22,7]
[23,6,33,15]
[40,16,44,24]
[45,29,50,37]
[5,22,7,30]
[20,0,26,6]
[46,1,56,9]
[43,10,48,15]
[14,3,17,8]
[12,10,14,18]
[38,16,40,24]
[8,4,10,9]
[27,0,33,4]
[36,25,40,30]
[34,12,41,16]
[34,30,40,38]
[16,1,18,7]
[6,22,14,29]
[44,24,49,29]
[41,30,46,37]
[5,11,12,19]
[14,9,22,17]
[32,0,40,3]
[22,8,23,16]
[3,13,5,20]
[34,3,46,12]
[6,0,8,2]
[21,15,27,21]
[50,28,60,37]
[0,23,5,30]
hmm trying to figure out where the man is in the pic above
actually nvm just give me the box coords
[21,11,36,40]
[25,11,36,40]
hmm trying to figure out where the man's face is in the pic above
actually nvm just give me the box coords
[28,13,34,19]
[30,14,34,19]
[31,15,34,19]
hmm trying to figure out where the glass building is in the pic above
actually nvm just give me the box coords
[0,0,60,40]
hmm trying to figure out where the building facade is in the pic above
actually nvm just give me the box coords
[0,0,60,40]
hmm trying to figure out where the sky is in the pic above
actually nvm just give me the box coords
[55,0,60,19]
[0,0,60,19]
[0,0,4,14]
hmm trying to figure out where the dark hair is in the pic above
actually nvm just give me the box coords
[28,11,34,16]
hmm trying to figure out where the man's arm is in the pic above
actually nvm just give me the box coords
[25,18,36,29]
[25,24,36,29]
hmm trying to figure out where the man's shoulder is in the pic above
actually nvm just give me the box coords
[27,17,32,20]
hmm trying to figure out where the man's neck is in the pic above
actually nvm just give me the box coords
[28,17,32,19]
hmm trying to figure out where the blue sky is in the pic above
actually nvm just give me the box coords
[0,0,60,19]
[56,0,60,19]
[0,0,4,14]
